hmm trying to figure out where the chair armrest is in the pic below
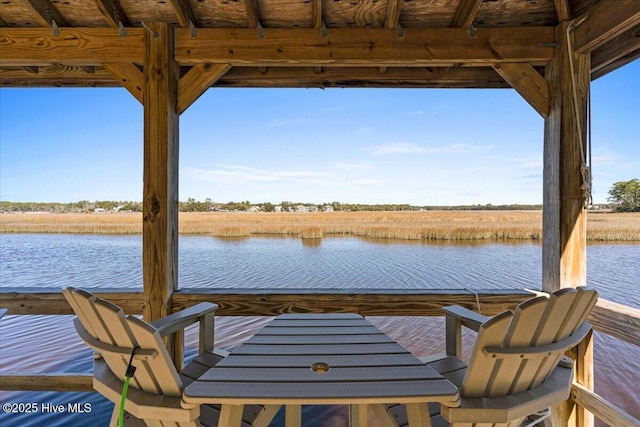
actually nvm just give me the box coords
[443,305,489,359]
[151,302,218,353]
[151,302,218,337]
[443,306,489,332]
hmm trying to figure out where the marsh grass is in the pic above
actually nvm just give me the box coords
[1,211,638,241]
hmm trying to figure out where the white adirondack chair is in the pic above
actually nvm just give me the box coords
[386,287,598,427]
[63,287,280,427]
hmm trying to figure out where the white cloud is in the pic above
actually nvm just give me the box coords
[367,142,492,156]
[182,164,329,183]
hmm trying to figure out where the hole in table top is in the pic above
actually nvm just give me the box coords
[311,362,330,373]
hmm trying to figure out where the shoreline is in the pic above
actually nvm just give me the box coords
[1,211,639,241]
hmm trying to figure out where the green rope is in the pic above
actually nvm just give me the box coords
[118,346,139,427]
[118,376,131,427]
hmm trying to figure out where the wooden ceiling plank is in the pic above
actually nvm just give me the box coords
[450,0,482,28]
[173,27,556,66]
[0,28,145,66]
[170,0,198,28]
[23,0,69,28]
[573,0,640,54]
[103,63,143,103]
[93,0,131,28]
[493,63,549,118]
[553,0,572,22]
[177,63,231,114]
[590,23,640,77]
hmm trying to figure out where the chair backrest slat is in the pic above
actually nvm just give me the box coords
[64,288,131,388]
[461,311,513,398]
[63,287,183,397]
[461,287,598,399]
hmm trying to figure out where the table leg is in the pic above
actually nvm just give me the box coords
[253,405,282,427]
[349,404,369,427]
[370,404,397,427]
[285,404,302,427]
[218,404,244,427]
[405,403,432,427]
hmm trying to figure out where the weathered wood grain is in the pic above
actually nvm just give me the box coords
[174,27,556,66]
[177,63,231,114]
[0,28,145,66]
[493,62,550,117]
[572,383,640,427]
[542,22,589,292]
[0,374,93,391]
[573,0,640,54]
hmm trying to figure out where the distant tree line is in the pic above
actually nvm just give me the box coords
[0,199,549,213]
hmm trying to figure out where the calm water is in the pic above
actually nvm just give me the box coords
[0,234,638,426]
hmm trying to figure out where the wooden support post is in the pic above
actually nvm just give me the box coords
[543,21,592,427]
[543,21,590,293]
[142,21,181,368]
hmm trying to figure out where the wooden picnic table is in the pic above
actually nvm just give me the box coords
[183,313,459,427]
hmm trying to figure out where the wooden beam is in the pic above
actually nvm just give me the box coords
[0,288,532,317]
[143,21,179,322]
[0,65,514,89]
[0,374,93,392]
[177,63,231,114]
[542,23,589,290]
[450,0,482,28]
[589,298,640,347]
[0,64,117,87]
[0,27,555,67]
[572,383,640,427]
[493,62,550,117]
[143,20,180,367]
[573,0,640,54]
[0,28,145,66]
[93,0,131,28]
[554,0,572,22]
[174,27,556,66]
[23,0,69,27]
[170,0,198,28]
[103,62,143,103]
[590,23,640,78]
[572,329,594,427]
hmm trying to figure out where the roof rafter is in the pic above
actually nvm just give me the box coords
[243,0,262,31]
[573,0,640,54]
[591,23,640,79]
[23,0,69,28]
[450,0,482,29]
[553,0,572,22]
[93,0,131,28]
[169,0,198,28]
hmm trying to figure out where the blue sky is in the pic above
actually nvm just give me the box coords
[1,60,638,206]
